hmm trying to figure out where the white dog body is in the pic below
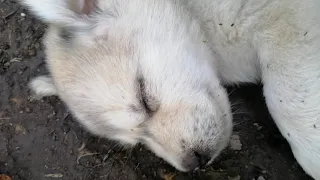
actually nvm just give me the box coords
[185,0,320,178]
[22,0,320,179]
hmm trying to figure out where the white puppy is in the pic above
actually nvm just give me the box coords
[21,0,320,179]
[22,0,233,172]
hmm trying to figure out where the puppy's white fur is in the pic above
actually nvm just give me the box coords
[29,76,57,98]
[21,0,320,179]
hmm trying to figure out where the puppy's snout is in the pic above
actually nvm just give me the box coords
[182,151,211,171]
[194,151,211,168]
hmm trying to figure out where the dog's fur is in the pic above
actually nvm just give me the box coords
[21,0,320,179]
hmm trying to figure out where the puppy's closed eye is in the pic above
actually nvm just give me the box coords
[137,76,159,116]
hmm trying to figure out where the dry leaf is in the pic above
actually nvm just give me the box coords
[0,174,12,180]
[15,124,26,135]
[162,173,175,180]
[10,97,23,107]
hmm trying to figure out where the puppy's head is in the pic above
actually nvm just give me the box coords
[23,0,233,171]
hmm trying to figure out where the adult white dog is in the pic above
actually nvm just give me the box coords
[21,0,320,179]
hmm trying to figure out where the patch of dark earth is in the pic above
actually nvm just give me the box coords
[0,1,313,180]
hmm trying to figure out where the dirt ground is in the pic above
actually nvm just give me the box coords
[0,1,314,180]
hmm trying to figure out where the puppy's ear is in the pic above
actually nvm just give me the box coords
[20,0,97,25]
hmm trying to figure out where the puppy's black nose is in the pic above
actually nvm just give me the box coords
[194,151,211,167]
[182,151,211,171]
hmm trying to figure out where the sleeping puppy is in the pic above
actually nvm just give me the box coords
[21,0,320,179]
[22,0,233,172]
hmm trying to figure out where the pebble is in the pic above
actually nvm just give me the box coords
[3,62,10,67]
[253,123,262,131]
[28,49,36,56]
[257,176,266,180]
[20,13,26,17]
[25,107,31,113]
[230,135,242,150]
[253,123,263,130]
[47,111,56,118]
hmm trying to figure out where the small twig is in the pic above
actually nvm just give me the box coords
[48,129,55,135]
[63,133,69,143]
[92,163,105,168]
[8,32,12,46]
[77,152,100,164]
[72,131,79,142]
[0,117,10,120]
[63,113,71,120]
[213,168,226,172]
[10,58,22,63]
[134,163,140,171]
[4,9,18,20]
[78,142,86,151]
[103,153,110,162]
[44,173,63,178]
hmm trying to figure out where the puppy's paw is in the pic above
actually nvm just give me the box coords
[29,75,57,100]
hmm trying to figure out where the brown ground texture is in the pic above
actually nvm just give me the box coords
[0,1,314,180]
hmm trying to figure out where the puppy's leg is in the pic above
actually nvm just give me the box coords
[260,45,320,180]
[29,76,58,99]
